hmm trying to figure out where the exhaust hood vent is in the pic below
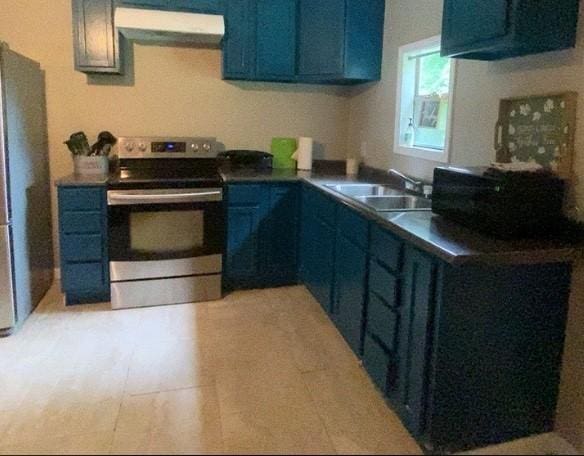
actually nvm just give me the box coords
[115,7,225,47]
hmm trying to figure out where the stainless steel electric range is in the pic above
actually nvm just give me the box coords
[108,137,224,310]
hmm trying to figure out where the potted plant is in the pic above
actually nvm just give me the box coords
[65,131,117,176]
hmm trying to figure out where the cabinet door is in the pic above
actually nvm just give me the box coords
[297,0,345,77]
[58,186,110,305]
[266,184,299,285]
[256,0,297,81]
[442,0,510,51]
[72,0,122,74]
[223,0,255,79]
[333,233,367,356]
[397,246,436,437]
[226,202,267,288]
[300,215,335,314]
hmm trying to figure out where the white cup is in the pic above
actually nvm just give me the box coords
[346,158,360,175]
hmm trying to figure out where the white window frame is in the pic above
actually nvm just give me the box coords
[394,35,457,163]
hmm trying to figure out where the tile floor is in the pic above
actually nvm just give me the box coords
[0,285,421,455]
[0,284,576,455]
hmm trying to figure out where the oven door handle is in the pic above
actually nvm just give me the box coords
[108,190,223,205]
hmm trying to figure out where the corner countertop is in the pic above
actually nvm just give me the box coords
[55,174,109,187]
[56,168,583,266]
[222,168,584,266]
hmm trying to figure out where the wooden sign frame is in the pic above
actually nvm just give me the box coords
[494,91,577,179]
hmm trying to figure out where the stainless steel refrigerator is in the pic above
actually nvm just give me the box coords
[0,43,53,336]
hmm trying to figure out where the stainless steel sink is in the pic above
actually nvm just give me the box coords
[355,196,432,212]
[326,183,431,212]
[326,184,404,198]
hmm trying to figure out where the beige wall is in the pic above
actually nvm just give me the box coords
[0,0,352,265]
[348,0,584,450]
[1,0,583,450]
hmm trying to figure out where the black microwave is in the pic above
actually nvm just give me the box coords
[432,166,566,239]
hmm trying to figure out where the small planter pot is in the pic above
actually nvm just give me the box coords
[73,156,109,176]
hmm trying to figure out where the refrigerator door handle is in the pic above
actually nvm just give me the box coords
[0,56,9,226]
[0,225,15,330]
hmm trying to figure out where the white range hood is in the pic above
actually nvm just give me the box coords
[115,7,225,47]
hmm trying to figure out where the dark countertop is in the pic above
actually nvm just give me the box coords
[55,174,109,186]
[56,168,583,266]
[222,168,584,266]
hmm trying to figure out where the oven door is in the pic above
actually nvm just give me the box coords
[108,188,224,282]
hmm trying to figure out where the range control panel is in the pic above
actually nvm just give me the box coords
[117,137,217,159]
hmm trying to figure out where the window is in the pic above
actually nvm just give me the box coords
[394,36,456,163]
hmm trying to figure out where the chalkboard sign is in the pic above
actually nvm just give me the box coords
[495,92,577,178]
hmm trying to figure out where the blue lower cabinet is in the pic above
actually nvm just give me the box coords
[58,185,110,305]
[225,184,270,289]
[225,183,299,290]
[332,218,368,356]
[394,246,436,439]
[363,332,398,394]
[265,184,299,285]
[300,215,335,313]
[299,185,337,313]
[296,183,573,453]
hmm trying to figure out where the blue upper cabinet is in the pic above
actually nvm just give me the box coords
[255,0,297,81]
[223,0,385,84]
[223,0,296,82]
[441,0,580,60]
[119,0,224,14]
[222,0,255,80]
[297,0,385,84]
[73,0,123,74]
[297,0,345,78]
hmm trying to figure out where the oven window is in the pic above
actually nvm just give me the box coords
[130,210,204,254]
[109,201,225,263]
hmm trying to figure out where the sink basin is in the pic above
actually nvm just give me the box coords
[355,196,432,212]
[326,184,404,198]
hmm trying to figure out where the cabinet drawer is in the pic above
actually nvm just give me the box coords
[303,186,336,226]
[369,260,399,308]
[59,187,103,211]
[61,234,103,262]
[370,225,403,272]
[61,211,102,234]
[338,205,369,249]
[228,184,267,205]
[367,291,399,352]
[363,333,397,395]
[62,262,106,291]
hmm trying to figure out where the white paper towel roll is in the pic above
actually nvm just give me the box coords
[292,137,314,171]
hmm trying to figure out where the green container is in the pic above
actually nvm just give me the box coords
[271,138,298,169]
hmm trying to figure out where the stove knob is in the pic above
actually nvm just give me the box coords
[202,143,212,152]
[125,143,135,152]
[191,143,200,153]
[138,143,147,152]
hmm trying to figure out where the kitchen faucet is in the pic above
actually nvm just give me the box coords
[388,169,425,195]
